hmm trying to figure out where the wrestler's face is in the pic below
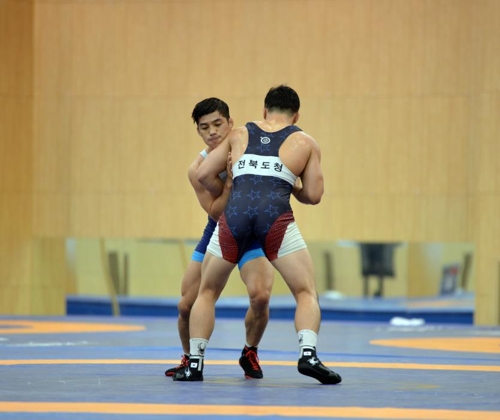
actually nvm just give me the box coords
[197,111,233,150]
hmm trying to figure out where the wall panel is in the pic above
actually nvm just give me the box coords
[323,97,425,196]
[473,0,500,93]
[33,1,72,96]
[32,98,71,189]
[422,0,475,94]
[0,0,35,315]
[473,196,500,325]
[0,99,33,192]
[471,93,500,324]
[0,0,33,96]
[474,94,500,193]
[420,96,472,194]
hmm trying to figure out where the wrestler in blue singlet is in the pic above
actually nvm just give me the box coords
[212,122,307,263]
[191,148,265,269]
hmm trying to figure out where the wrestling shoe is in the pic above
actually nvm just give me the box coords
[297,348,342,385]
[165,354,189,377]
[239,346,263,379]
[172,358,204,382]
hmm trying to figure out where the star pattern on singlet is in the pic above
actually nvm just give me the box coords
[267,178,284,187]
[268,191,281,200]
[257,143,271,153]
[244,206,259,218]
[247,124,257,135]
[247,190,261,201]
[226,205,238,218]
[232,190,242,199]
[249,175,263,185]
[234,178,245,188]
[264,204,279,217]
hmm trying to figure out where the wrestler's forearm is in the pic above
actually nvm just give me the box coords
[199,176,224,196]
[209,180,232,220]
[197,161,224,196]
[293,186,322,205]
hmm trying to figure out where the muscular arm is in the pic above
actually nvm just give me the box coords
[188,155,232,221]
[197,137,231,196]
[292,140,324,205]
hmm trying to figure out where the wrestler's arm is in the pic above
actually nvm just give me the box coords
[188,156,232,221]
[197,136,231,196]
[292,138,324,205]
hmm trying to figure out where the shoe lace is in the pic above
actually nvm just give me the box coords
[245,349,261,371]
[180,354,189,368]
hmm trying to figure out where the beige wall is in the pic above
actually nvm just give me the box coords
[1,0,499,324]
[0,0,34,313]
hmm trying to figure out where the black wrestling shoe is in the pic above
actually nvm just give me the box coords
[165,354,189,377]
[172,358,203,382]
[239,346,263,379]
[297,348,342,385]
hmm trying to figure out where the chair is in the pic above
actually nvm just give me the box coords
[359,243,398,298]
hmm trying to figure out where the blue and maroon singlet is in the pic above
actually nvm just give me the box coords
[191,148,265,269]
[208,122,307,263]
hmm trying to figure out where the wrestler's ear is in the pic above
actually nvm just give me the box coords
[292,112,300,124]
[263,108,268,119]
[228,117,234,129]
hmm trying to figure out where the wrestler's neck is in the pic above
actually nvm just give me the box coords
[257,110,299,132]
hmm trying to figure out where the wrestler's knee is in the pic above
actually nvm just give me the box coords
[292,288,319,304]
[246,281,271,309]
[177,295,194,318]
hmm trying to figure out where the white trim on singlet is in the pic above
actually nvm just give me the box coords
[277,221,307,258]
[232,154,297,185]
[200,149,208,159]
[207,223,223,258]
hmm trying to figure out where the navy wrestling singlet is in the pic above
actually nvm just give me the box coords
[213,122,307,263]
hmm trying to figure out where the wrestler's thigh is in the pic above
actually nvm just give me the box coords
[200,252,236,296]
[180,260,202,299]
[239,257,274,293]
[271,249,316,294]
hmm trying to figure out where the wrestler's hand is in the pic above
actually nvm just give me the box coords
[292,177,303,201]
[224,151,233,189]
[226,152,234,179]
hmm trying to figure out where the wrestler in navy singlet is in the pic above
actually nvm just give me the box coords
[192,148,265,268]
[192,216,217,262]
[214,122,307,263]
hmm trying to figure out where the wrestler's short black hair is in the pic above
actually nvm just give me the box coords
[264,85,300,115]
[191,97,230,125]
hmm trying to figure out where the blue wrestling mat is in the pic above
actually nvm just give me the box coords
[0,315,499,419]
